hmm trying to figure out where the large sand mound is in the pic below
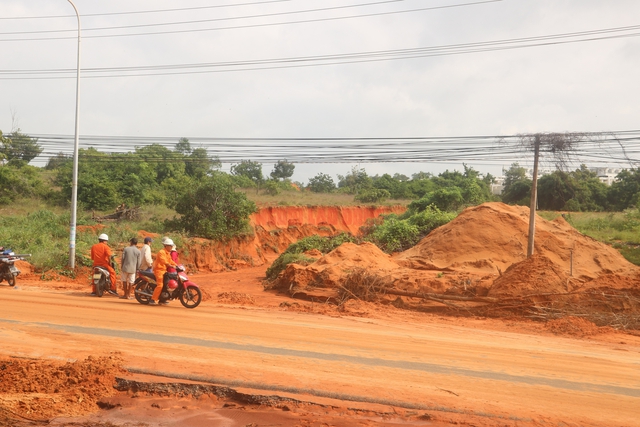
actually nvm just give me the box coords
[396,203,639,281]
[272,203,640,323]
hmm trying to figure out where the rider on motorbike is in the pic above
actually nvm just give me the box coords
[90,233,118,296]
[150,238,178,305]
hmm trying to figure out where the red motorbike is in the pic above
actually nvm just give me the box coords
[133,265,202,309]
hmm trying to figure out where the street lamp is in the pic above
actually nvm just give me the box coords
[67,0,81,268]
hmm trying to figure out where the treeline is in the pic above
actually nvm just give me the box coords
[4,131,640,239]
[501,163,639,212]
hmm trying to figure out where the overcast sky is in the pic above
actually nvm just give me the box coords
[2,0,640,183]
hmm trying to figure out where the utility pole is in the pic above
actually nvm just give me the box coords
[67,0,81,268]
[527,134,540,258]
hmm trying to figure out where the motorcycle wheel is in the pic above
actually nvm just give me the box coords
[7,275,15,287]
[96,277,105,297]
[179,285,202,309]
[134,279,153,305]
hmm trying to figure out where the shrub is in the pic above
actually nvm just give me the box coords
[262,180,280,196]
[354,189,390,203]
[266,233,358,281]
[365,217,420,253]
[169,172,257,239]
[406,205,456,235]
[265,253,316,280]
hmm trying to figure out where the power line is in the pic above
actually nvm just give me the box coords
[0,0,501,41]
[2,24,639,80]
[28,131,640,166]
[0,0,296,20]
[0,0,404,34]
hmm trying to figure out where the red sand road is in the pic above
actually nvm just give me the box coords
[1,268,640,426]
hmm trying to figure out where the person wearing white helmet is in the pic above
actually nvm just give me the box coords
[90,233,118,296]
[150,237,178,305]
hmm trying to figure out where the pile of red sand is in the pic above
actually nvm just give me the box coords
[0,355,124,420]
[276,242,400,291]
[275,203,640,300]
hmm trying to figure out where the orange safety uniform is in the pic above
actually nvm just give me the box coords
[152,247,177,302]
[90,241,117,292]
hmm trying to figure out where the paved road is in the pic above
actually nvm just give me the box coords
[1,288,638,426]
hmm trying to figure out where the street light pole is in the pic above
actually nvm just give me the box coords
[67,0,81,268]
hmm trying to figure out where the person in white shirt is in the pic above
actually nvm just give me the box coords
[140,237,153,272]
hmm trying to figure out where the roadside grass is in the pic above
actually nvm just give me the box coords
[0,201,184,273]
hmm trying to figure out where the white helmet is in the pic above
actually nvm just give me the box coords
[161,236,170,245]
[163,238,174,246]
[98,233,109,241]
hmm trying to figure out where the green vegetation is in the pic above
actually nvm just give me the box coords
[0,206,181,272]
[8,128,640,273]
[266,205,457,278]
[265,233,357,280]
[167,172,257,240]
[363,204,457,253]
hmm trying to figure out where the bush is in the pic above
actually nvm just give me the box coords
[364,217,420,253]
[284,233,357,255]
[262,180,280,196]
[170,172,257,239]
[266,233,358,281]
[354,189,390,203]
[265,253,316,280]
[406,205,457,234]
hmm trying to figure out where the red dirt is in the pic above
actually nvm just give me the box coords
[2,202,639,426]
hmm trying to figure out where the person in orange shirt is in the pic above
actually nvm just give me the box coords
[90,233,117,296]
[150,238,178,305]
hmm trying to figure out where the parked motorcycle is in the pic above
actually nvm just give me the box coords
[92,255,117,297]
[134,265,202,309]
[0,248,30,287]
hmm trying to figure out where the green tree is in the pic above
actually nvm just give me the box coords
[0,130,42,163]
[608,168,640,211]
[537,171,574,211]
[175,137,192,155]
[420,187,464,211]
[307,173,335,193]
[337,166,372,194]
[231,160,263,185]
[170,172,257,239]
[185,147,220,178]
[135,144,186,184]
[45,152,71,170]
[371,174,412,199]
[502,163,527,195]
[270,159,295,181]
[503,180,532,205]
[355,188,390,203]
[501,163,531,205]
[0,164,47,204]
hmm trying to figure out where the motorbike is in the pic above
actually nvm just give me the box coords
[0,248,30,287]
[134,264,202,309]
[92,255,117,297]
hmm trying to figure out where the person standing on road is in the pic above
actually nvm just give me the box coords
[150,238,178,306]
[90,233,117,296]
[139,237,153,272]
[121,237,141,300]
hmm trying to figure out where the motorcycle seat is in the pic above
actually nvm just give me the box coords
[139,270,156,279]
